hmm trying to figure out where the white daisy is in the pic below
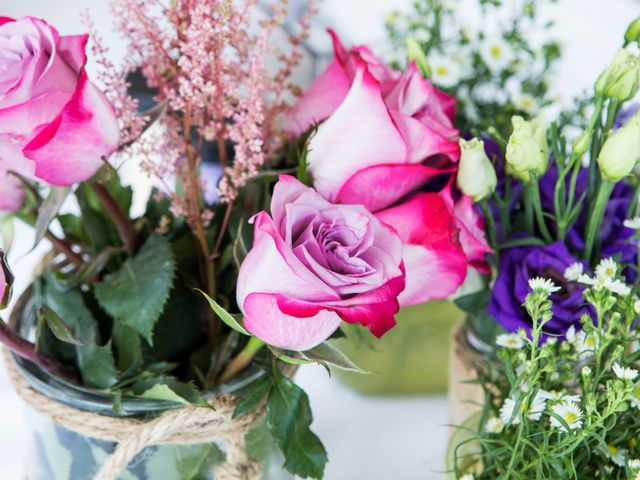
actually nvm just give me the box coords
[528,277,561,295]
[595,258,618,280]
[429,51,464,88]
[550,401,583,432]
[629,458,640,470]
[496,333,525,350]
[613,362,638,381]
[540,390,582,404]
[565,325,577,343]
[485,417,504,434]
[607,444,628,467]
[573,330,599,356]
[563,262,584,282]
[624,216,640,230]
[479,34,514,73]
[606,279,631,296]
[499,392,547,425]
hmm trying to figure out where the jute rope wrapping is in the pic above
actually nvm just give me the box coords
[4,348,264,480]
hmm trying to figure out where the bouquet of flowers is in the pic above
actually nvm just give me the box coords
[0,0,497,478]
[449,15,640,480]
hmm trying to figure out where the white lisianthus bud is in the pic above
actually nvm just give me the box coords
[625,17,640,46]
[595,48,640,101]
[597,110,640,181]
[456,138,497,202]
[505,115,549,183]
[572,130,592,157]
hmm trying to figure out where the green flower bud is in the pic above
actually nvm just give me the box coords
[406,37,431,78]
[595,48,640,101]
[572,130,592,157]
[505,115,549,183]
[597,110,640,181]
[625,17,640,46]
[456,138,497,202]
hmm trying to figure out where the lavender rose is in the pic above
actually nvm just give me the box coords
[236,175,405,351]
[0,16,119,212]
[488,242,589,336]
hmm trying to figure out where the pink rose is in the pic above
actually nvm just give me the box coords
[285,31,489,305]
[236,175,405,351]
[0,16,119,212]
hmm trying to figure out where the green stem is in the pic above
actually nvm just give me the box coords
[217,337,265,385]
[584,179,615,263]
[91,183,138,254]
[528,179,553,243]
[480,200,498,264]
[587,96,605,194]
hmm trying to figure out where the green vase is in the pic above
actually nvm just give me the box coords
[334,300,465,395]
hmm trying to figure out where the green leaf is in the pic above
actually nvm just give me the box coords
[302,342,367,373]
[112,322,142,371]
[197,289,249,336]
[76,184,118,253]
[266,367,327,479]
[95,233,175,344]
[145,443,223,480]
[55,246,123,290]
[39,305,86,346]
[296,147,312,187]
[129,376,210,408]
[40,274,119,389]
[233,375,272,419]
[34,187,70,248]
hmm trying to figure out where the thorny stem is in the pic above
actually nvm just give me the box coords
[91,183,138,254]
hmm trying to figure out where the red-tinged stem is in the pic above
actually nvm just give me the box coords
[91,183,138,254]
[217,337,265,385]
[0,318,76,381]
[45,233,84,268]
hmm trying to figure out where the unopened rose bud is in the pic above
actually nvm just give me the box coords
[456,138,497,202]
[595,48,640,101]
[625,17,640,46]
[406,37,431,78]
[505,115,549,183]
[597,110,640,181]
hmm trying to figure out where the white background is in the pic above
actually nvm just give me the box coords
[1,0,639,479]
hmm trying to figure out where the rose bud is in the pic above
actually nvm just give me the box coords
[456,138,497,202]
[625,17,640,46]
[597,110,640,182]
[595,48,640,102]
[236,176,405,351]
[505,115,549,183]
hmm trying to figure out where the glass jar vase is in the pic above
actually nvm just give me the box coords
[7,290,288,480]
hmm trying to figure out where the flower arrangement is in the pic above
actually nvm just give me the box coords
[450,263,640,479]
[0,0,498,478]
[448,15,640,480]
[385,0,562,136]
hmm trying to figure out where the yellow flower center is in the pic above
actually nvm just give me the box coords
[608,445,618,456]
[435,66,448,76]
[490,45,502,58]
[634,386,640,399]
[565,412,578,423]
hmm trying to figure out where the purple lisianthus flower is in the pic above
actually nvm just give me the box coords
[488,241,590,337]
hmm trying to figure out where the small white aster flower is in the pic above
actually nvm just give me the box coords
[563,262,584,282]
[607,444,628,467]
[479,34,514,73]
[574,330,599,355]
[606,278,631,296]
[577,273,596,286]
[429,51,464,88]
[613,362,639,381]
[595,257,618,280]
[528,277,561,295]
[565,325,577,343]
[624,216,640,230]
[459,474,475,480]
[496,333,525,350]
[485,417,504,434]
[500,392,547,425]
[512,92,540,114]
[550,401,583,432]
[629,458,640,470]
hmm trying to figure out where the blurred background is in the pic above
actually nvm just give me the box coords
[1,0,639,478]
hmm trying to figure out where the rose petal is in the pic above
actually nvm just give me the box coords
[376,192,467,305]
[0,90,72,136]
[0,134,35,211]
[307,58,407,201]
[236,211,340,309]
[390,111,460,164]
[0,17,14,26]
[24,70,119,185]
[57,34,89,73]
[242,292,342,351]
